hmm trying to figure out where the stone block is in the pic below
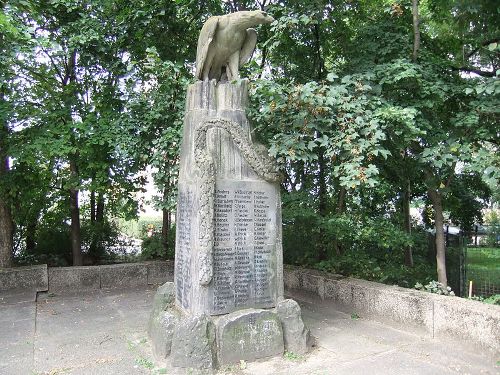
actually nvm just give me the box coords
[171,314,216,369]
[216,309,284,366]
[99,263,147,289]
[276,299,311,354]
[146,261,174,285]
[150,309,180,360]
[48,266,100,293]
[148,282,175,337]
[0,265,48,292]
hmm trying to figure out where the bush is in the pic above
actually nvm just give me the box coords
[414,281,455,296]
[140,224,175,260]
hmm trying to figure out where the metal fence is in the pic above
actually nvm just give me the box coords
[464,246,500,298]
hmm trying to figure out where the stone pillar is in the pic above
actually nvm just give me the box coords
[174,80,284,316]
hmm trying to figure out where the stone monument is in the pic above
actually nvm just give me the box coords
[148,10,312,371]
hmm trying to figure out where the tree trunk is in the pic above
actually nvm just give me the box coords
[69,158,82,266]
[317,146,328,260]
[161,182,170,258]
[25,217,37,253]
[0,120,13,268]
[0,197,13,268]
[412,0,420,62]
[403,182,414,267]
[333,187,346,256]
[96,192,104,223]
[428,189,447,287]
[90,189,96,222]
[162,209,170,258]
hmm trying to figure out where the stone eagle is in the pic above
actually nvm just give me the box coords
[196,10,275,82]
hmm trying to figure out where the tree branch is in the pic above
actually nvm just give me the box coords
[466,38,500,59]
[412,0,420,62]
[457,66,496,77]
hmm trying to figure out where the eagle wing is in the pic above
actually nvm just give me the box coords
[239,28,257,67]
[196,16,219,79]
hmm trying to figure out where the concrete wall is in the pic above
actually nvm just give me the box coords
[1,262,498,352]
[0,265,48,292]
[48,261,174,292]
[283,265,500,353]
[0,261,173,294]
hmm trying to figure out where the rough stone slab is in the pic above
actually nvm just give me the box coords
[0,265,48,292]
[48,266,100,293]
[276,299,311,354]
[150,309,180,360]
[216,309,284,365]
[148,282,175,336]
[99,263,147,289]
[432,294,500,351]
[146,261,174,285]
[171,314,216,369]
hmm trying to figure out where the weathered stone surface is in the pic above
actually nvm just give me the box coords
[146,260,174,285]
[148,282,175,337]
[48,266,100,293]
[99,263,147,289]
[174,80,284,316]
[216,309,284,365]
[276,299,311,355]
[0,265,48,292]
[196,11,274,81]
[150,309,180,360]
[171,314,216,369]
[432,293,500,351]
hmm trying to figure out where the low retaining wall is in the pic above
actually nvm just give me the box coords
[1,262,498,352]
[0,261,173,294]
[48,261,174,292]
[283,265,500,353]
[0,265,48,292]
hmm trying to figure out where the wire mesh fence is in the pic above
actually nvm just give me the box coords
[465,246,500,298]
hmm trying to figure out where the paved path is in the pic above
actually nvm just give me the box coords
[0,287,498,374]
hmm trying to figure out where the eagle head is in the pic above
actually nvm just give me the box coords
[236,10,275,27]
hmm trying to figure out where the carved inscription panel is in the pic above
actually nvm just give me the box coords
[174,185,195,310]
[209,179,278,315]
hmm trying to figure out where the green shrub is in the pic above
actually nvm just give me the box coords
[414,281,455,296]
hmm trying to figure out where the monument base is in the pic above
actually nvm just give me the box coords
[148,282,313,370]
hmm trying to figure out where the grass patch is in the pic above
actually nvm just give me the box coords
[466,247,500,297]
[284,351,304,361]
[467,247,500,270]
[135,357,154,370]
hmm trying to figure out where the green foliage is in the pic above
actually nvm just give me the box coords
[1,0,498,295]
[484,211,500,247]
[283,351,304,361]
[414,281,455,296]
[139,221,175,261]
[135,357,154,370]
[483,294,500,305]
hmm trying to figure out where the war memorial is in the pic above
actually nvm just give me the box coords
[147,10,312,370]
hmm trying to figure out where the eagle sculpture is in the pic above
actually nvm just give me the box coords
[196,10,275,82]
